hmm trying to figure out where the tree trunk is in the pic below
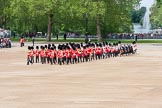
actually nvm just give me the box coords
[47,14,53,41]
[2,16,7,29]
[97,15,102,42]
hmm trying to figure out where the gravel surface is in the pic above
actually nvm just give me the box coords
[0,43,162,108]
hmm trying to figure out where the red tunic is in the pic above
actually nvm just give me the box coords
[72,50,77,58]
[40,50,45,57]
[57,50,63,58]
[20,38,25,43]
[87,48,91,55]
[95,47,100,54]
[100,47,103,55]
[27,50,31,58]
[54,50,57,57]
[82,49,87,57]
[35,50,40,57]
[50,50,55,58]
[46,49,51,57]
[76,48,82,57]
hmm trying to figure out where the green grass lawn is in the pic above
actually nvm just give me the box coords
[10,37,162,43]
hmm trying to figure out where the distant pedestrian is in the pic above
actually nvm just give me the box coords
[32,36,35,46]
[27,46,33,65]
[64,33,67,40]
[134,35,137,42]
[85,36,88,44]
[56,33,58,40]
[13,32,16,38]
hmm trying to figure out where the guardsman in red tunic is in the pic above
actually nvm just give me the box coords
[27,46,32,65]
[62,47,66,65]
[30,46,35,63]
[40,46,45,64]
[44,45,48,64]
[86,45,91,62]
[46,47,51,64]
[95,44,100,60]
[100,46,103,57]
[103,45,107,59]
[57,47,63,65]
[99,44,103,59]
[114,44,119,57]
[76,46,82,63]
[65,47,71,65]
[91,44,95,61]
[53,46,57,64]
[49,47,54,65]
[110,45,113,57]
[35,46,40,63]
[108,44,112,57]
[82,46,87,62]
[89,45,94,61]
[132,41,137,54]
[72,47,77,64]
[20,37,25,47]
[112,45,116,57]
[105,43,109,58]
[69,47,73,64]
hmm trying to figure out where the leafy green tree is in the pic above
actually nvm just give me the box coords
[151,0,162,29]
[29,0,64,41]
[0,0,141,41]
[0,0,11,29]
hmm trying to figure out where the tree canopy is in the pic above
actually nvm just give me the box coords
[151,0,162,29]
[0,0,140,41]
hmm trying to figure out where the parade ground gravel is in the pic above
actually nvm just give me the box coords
[0,42,162,108]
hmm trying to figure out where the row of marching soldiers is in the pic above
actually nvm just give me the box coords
[27,41,137,65]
